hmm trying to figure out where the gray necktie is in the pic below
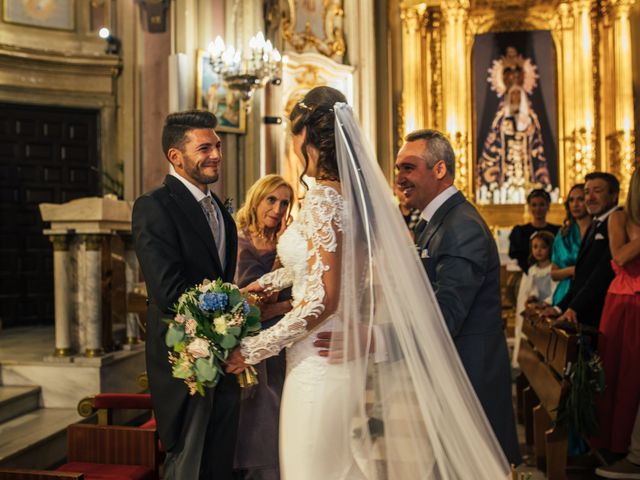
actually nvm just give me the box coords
[200,196,220,246]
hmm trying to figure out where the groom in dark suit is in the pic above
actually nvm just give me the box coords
[132,111,238,479]
[395,129,521,465]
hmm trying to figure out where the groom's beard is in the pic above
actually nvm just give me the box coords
[183,152,219,184]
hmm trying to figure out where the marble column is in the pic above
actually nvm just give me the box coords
[49,234,73,357]
[82,234,104,357]
[122,234,140,344]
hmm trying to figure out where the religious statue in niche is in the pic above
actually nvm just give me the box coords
[477,45,558,204]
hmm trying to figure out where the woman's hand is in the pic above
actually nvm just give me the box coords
[225,347,249,374]
[241,280,264,295]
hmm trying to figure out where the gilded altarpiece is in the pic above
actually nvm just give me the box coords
[398,0,636,226]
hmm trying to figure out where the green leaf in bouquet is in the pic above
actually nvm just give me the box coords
[166,325,185,347]
[196,383,205,396]
[248,304,261,321]
[174,341,186,353]
[227,326,241,337]
[220,334,238,349]
[228,289,243,307]
[245,316,261,332]
[211,347,226,362]
[172,360,193,379]
[195,357,218,382]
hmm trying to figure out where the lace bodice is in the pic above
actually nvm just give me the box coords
[240,184,343,365]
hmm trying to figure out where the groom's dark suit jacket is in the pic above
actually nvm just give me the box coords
[415,191,521,465]
[132,175,238,456]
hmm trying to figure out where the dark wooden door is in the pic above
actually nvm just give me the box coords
[0,103,100,328]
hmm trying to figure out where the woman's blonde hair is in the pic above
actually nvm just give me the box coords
[627,167,640,226]
[236,174,295,234]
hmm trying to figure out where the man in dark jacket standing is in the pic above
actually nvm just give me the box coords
[556,172,619,327]
[132,110,238,479]
[395,129,521,466]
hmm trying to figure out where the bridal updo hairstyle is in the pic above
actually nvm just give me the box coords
[290,86,347,188]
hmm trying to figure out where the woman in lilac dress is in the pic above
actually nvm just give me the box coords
[233,175,294,480]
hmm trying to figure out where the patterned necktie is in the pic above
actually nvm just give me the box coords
[200,196,220,246]
[414,218,428,238]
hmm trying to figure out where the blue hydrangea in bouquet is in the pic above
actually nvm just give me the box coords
[165,278,261,396]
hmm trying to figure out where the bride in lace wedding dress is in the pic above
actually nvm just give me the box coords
[226,87,512,479]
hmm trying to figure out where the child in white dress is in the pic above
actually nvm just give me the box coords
[512,230,557,367]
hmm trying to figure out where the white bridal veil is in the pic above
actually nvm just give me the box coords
[314,103,511,479]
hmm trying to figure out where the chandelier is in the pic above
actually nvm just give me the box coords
[208,32,282,110]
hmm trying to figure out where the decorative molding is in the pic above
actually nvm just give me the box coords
[0,43,121,95]
[282,0,346,61]
[82,234,104,251]
[49,235,72,252]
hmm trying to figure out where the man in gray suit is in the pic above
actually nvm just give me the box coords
[395,129,521,465]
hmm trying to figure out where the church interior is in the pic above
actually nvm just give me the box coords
[1,0,639,478]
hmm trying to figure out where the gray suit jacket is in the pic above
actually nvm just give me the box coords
[415,191,521,465]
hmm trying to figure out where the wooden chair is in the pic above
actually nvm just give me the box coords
[0,424,159,480]
[0,471,83,480]
[77,393,154,428]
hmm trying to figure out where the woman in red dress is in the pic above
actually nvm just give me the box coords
[594,165,640,453]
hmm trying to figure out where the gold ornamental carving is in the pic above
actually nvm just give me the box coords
[283,64,322,117]
[282,0,346,61]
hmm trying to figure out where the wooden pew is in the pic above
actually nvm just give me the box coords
[516,310,579,480]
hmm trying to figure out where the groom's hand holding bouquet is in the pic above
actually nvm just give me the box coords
[165,278,261,395]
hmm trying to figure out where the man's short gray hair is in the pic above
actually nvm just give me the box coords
[404,129,456,179]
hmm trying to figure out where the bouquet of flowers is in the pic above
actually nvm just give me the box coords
[165,278,261,395]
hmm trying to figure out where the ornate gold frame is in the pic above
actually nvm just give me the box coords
[2,0,76,31]
[282,0,346,61]
[195,49,246,134]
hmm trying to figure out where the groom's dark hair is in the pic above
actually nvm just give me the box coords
[162,110,218,159]
[404,129,456,179]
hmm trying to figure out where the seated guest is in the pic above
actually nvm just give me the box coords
[555,172,620,327]
[234,174,294,480]
[551,184,591,306]
[513,231,556,366]
[509,189,560,274]
[591,167,640,457]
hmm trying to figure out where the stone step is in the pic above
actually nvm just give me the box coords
[0,408,81,469]
[0,386,41,424]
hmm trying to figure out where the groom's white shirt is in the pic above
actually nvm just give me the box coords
[169,167,226,267]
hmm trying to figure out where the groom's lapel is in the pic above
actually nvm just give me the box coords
[416,192,466,250]
[164,175,224,273]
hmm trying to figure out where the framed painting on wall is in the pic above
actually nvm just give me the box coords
[195,49,246,134]
[3,0,75,30]
[473,30,558,205]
